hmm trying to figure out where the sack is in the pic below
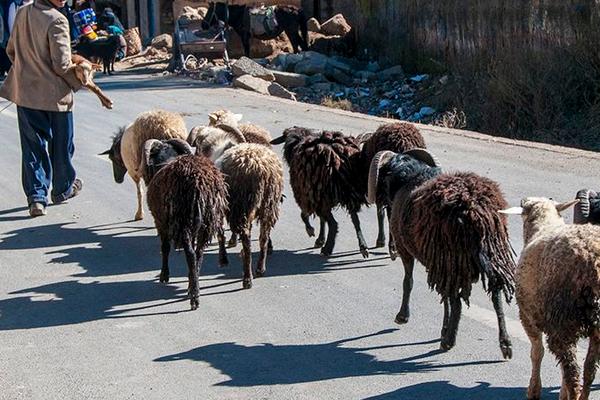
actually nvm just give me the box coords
[248,6,278,36]
[123,27,142,56]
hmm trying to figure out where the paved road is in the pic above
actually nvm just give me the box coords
[1,73,599,400]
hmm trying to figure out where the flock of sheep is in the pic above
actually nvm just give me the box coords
[100,109,600,400]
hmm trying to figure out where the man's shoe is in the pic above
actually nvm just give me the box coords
[29,203,47,217]
[53,178,83,204]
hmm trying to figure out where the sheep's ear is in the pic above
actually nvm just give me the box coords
[555,199,579,213]
[499,207,523,215]
[98,149,111,156]
[234,113,243,122]
[270,135,286,145]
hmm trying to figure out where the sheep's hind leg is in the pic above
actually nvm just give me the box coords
[395,255,414,324]
[159,236,170,283]
[547,335,581,400]
[523,320,544,400]
[350,211,369,258]
[255,224,270,277]
[491,288,513,359]
[227,233,238,248]
[440,298,450,338]
[240,229,253,289]
[387,209,398,260]
[217,230,228,267]
[267,237,273,255]
[375,205,386,247]
[301,212,315,237]
[183,240,199,310]
[314,217,326,248]
[320,212,338,257]
[440,295,462,351]
[581,329,599,400]
[134,178,144,220]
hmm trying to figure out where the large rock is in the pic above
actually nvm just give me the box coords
[267,82,297,101]
[233,74,271,94]
[232,57,275,81]
[325,67,353,86]
[307,17,321,32]
[309,32,354,57]
[150,34,173,51]
[379,65,405,80]
[233,74,296,100]
[271,70,309,88]
[178,6,206,22]
[227,33,291,59]
[271,52,304,72]
[294,51,329,75]
[320,14,352,36]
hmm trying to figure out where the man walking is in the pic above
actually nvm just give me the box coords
[0,0,83,217]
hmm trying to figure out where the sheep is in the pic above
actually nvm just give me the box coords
[271,127,370,258]
[574,189,600,224]
[71,54,113,109]
[193,124,284,288]
[215,143,284,289]
[187,109,272,148]
[358,122,426,257]
[143,138,228,310]
[369,148,516,358]
[100,110,187,220]
[500,197,600,400]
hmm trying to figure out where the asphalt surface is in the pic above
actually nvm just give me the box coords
[1,72,599,400]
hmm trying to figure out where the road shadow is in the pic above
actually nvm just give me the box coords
[94,74,218,92]
[0,221,387,330]
[154,329,503,387]
[364,381,600,400]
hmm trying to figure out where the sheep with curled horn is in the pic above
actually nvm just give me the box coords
[193,122,284,289]
[574,189,600,224]
[142,138,227,310]
[100,110,188,220]
[271,127,370,258]
[500,198,600,400]
[357,122,427,258]
[369,148,516,358]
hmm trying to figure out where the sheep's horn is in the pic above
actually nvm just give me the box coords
[499,207,523,215]
[574,189,597,223]
[99,149,111,155]
[556,199,579,213]
[270,135,286,145]
[216,124,246,143]
[142,139,163,167]
[187,126,205,146]
[165,138,194,155]
[367,150,396,204]
[403,148,440,168]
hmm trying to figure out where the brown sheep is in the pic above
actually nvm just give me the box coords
[358,122,426,257]
[144,142,227,310]
[272,127,369,258]
[370,149,515,358]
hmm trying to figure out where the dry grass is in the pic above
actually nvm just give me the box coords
[433,108,467,129]
[320,96,354,112]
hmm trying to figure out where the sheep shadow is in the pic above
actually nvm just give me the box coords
[364,382,600,400]
[154,329,503,387]
[0,221,387,330]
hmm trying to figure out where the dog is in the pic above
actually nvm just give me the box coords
[74,36,120,75]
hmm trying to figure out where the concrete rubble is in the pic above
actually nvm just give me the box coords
[144,11,449,122]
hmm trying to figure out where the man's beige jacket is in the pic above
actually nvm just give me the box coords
[0,0,82,112]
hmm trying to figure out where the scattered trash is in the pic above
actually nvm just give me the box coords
[410,74,429,83]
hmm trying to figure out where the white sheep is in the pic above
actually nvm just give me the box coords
[501,197,600,400]
[100,110,187,220]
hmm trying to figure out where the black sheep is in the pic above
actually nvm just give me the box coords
[143,138,228,310]
[271,127,369,258]
[369,149,516,358]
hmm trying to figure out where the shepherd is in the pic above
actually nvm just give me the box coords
[202,1,309,57]
[0,0,88,217]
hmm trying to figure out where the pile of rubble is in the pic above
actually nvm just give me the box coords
[117,33,173,70]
